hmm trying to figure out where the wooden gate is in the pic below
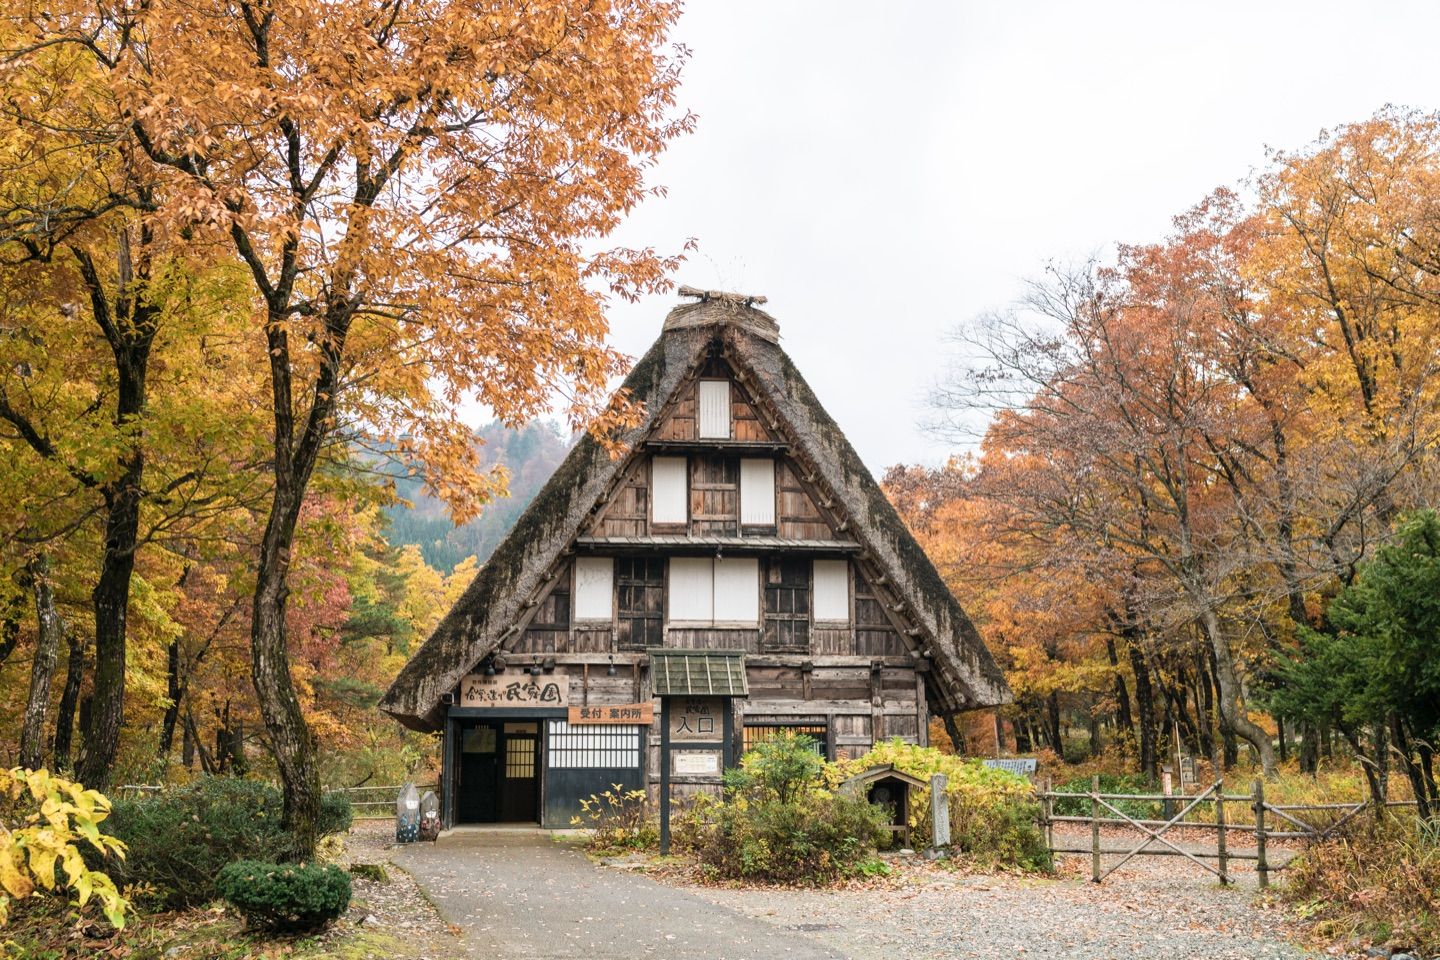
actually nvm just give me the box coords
[1037,775,1423,890]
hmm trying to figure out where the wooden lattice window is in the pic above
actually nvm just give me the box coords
[616,557,664,650]
[763,557,810,651]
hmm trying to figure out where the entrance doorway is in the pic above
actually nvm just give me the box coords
[457,720,540,823]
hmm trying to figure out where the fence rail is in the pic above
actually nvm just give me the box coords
[1037,774,1420,889]
[113,782,438,821]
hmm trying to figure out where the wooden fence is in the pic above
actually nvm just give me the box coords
[1037,774,1420,889]
[115,782,437,821]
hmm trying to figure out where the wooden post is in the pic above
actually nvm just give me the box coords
[1042,775,1055,851]
[1215,779,1229,886]
[659,697,671,855]
[1253,778,1269,890]
[1090,773,1101,883]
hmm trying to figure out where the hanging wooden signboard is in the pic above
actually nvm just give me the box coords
[460,673,569,708]
[568,703,654,725]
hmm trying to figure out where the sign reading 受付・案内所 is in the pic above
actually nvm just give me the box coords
[460,672,569,708]
[568,703,654,725]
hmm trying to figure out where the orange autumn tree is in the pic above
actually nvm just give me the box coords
[2,0,692,856]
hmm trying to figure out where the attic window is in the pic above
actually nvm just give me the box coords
[698,380,731,439]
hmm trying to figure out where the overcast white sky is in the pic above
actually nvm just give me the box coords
[587,1,1440,472]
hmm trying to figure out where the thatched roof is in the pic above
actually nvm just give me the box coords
[380,295,1010,731]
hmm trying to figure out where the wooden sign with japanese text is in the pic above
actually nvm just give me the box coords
[669,696,724,741]
[460,672,569,708]
[568,702,654,725]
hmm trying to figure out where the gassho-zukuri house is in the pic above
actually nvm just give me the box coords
[380,289,1010,829]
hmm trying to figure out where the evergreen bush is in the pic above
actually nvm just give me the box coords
[215,860,351,931]
[103,778,353,907]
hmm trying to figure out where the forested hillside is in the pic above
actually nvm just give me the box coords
[384,421,572,573]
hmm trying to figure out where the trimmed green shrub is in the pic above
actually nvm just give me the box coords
[830,740,1052,871]
[679,733,888,884]
[216,861,351,932]
[103,778,353,907]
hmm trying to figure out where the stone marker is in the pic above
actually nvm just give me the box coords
[928,773,950,857]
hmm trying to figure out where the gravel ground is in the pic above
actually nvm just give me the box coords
[344,821,1323,960]
[313,820,468,959]
[685,828,1320,960]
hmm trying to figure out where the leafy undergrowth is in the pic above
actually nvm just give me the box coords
[1282,816,1440,955]
[0,892,442,959]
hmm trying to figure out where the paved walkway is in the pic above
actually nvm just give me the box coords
[389,830,846,960]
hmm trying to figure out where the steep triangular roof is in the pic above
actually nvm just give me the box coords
[380,296,1010,731]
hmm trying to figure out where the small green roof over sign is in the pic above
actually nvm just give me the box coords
[647,649,749,698]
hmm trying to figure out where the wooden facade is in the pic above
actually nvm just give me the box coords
[382,290,1010,829]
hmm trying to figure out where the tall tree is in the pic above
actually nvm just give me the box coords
[4,0,692,855]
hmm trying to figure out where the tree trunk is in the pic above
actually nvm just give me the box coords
[1104,635,1134,737]
[1197,607,1275,776]
[941,712,964,753]
[1045,691,1063,759]
[1126,637,1158,780]
[72,251,155,790]
[1276,715,1288,764]
[158,638,182,760]
[20,556,65,770]
[252,486,322,860]
[1391,715,1433,821]
[52,629,86,771]
[1299,721,1319,775]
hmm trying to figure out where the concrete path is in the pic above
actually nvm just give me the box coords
[390,830,847,960]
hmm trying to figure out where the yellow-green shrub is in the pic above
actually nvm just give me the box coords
[829,740,1051,870]
[0,767,127,928]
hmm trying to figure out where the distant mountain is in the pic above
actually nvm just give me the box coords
[384,420,573,572]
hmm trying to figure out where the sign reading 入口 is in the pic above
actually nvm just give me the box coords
[568,703,654,725]
[460,672,569,708]
[670,696,724,741]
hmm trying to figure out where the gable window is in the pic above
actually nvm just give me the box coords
[616,557,664,649]
[668,556,759,624]
[763,557,810,649]
[698,380,731,439]
[652,456,688,525]
[739,458,775,527]
[574,557,614,621]
[812,559,850,622]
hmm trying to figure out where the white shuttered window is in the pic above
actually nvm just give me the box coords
[739,459,775,526]
[698,380,731,438]
[714,557,760,622]
[574,557,614,620]
[812,559,850,621]
[668,557,759,624]
[652,456,688,525]
[668,557,714,621]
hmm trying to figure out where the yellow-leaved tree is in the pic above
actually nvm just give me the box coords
[0,768,127,929]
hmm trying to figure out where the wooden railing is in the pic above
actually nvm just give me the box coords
[114,782,438,821]
[1037,775,1421,889]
